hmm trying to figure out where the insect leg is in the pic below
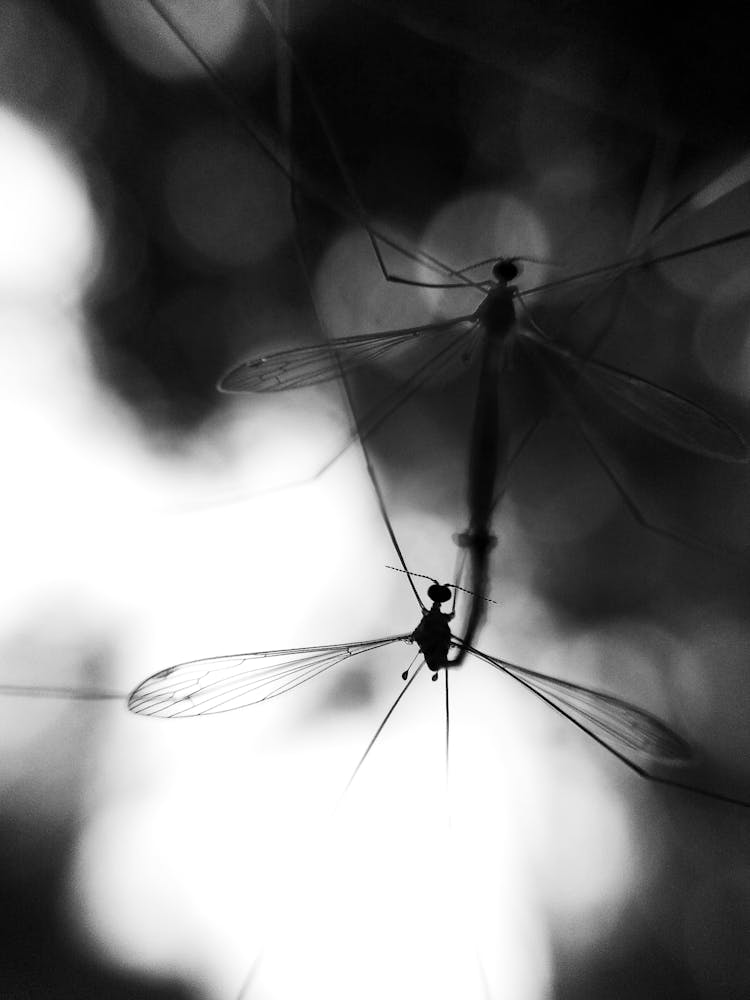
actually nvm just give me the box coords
[566,395,748,563]
[490,416,543,509]
[145,0,477,291]
[179,325,477,514]
[253,0,486,292]
[337,656,424,803]
[464,643,750,808]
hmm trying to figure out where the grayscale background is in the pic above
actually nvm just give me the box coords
[1,2,749,998]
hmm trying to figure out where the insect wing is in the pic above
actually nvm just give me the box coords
[532,337,748,462]
[649,150,750,241]
[128,635,409,718]
[219,316,474,392]
[464,644,693,765]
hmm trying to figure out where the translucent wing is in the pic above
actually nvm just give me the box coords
[218,315,474,392]
[649,150,750,239]
[463,644,693,764]
[529,336,748,462]
[128,635,410,718]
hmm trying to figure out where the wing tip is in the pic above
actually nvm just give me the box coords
[652,732,695,767]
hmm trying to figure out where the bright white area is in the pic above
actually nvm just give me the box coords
[0,104,656,1000]
[0,108,98,302]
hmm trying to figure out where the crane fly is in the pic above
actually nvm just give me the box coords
[216,246,750,670]
[148,0,750,563]
[124,573,749,809]
[6,566,741,808]
[107,2,750,810]
[2,574,727,810]
[217,243,749,555]
[126,223,748,802]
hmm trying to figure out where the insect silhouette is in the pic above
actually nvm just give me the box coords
[147,0,748,567]
[125,570,749,809]
[219,246,749,626]
[146,0,750,573]
[117,1,750,811]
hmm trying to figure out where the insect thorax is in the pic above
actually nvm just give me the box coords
[411,605,453,670]
[479,285,516,339]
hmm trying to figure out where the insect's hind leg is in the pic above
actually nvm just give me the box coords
[255,0,481,293]
[570,405,747,563]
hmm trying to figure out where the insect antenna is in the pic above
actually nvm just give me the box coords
[384,565,499,605]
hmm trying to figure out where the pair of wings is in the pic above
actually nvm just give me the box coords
[218,309,748,463]
[0,632,691,764]
[4,634,740,804]
[126,634,750,807]
[126,633,691,764]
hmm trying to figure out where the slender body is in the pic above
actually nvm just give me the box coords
[449,266,517,664]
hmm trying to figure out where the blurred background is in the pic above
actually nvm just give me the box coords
[2,1,750,997]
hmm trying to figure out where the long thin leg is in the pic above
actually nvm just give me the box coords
[279,10,437,610]
[251,0,486,293]
[268,0,434,608]
[337,657,424,803]
[234,953,263,1000]
[514,133,682,361]
[540,355,749,560]
[292,228,474,609]
[444,664,450,789]
[569,396,749,563]
[506,654,750,808]
[233,654,424,999]
[283,117,475,609]
[521,226,750,300]
[146,1,482,292]
[323,325,477,477]
[556,131,683,360]
[490,416,542,509]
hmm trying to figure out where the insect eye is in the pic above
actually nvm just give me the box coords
[492,259,521,283]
